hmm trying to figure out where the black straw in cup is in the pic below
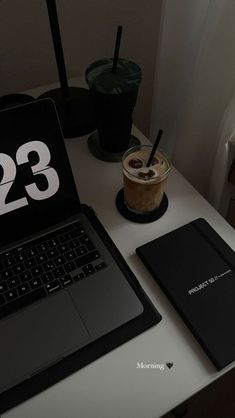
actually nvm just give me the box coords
[112,25,123,74]
[146,129,164,167]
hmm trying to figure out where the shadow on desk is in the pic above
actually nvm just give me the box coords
[162,366,235,418]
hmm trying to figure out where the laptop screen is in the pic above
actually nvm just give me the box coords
[0,99,80,246]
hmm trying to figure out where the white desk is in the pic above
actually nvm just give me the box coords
[3,87,235,418]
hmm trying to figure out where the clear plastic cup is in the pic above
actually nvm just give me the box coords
[122,144,171,213]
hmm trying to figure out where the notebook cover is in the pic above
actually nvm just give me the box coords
[136,218,235,370]
[0,204,161,414]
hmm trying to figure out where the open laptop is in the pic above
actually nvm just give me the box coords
[0,98,151,399]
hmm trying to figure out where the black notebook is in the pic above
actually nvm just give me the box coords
[136,218,235,370]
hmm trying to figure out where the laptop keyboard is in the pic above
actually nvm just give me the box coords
[0,220,107,320]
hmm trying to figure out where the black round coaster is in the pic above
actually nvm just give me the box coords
[0,94,35,110]
[115,189,168,223]
[88,131,140,162]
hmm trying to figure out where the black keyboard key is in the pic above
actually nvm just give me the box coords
[17,283,30,296]
[29,277,42,289]
[82,264,95,276]
[0,287,47,320]
[4,257,15,268]
[0,251,12,260]
[77,226,86,236]
[31,266,43,276]
[26,247,38,258]
[52,267,65,279]
[69,239,80,249]
[47,238,59,248]
[76,251,101,268]
[76,246,87,257]
[1,268,13,280]
[58,244,69,253]
[20,271,32,282]
[43,260,55,271]
[0,294,5,306]
[95,262,107,271]
[60,275,73,287]
[41,272,53,284]
[37,243,49,253]
[0,282,8,292]
[54,255,66,266]
[5,289,18,302]
[7,277,20,288]
[59,233,70,243]
[14,247,24,253]
[13,263,25,275]
[79,235,89,244]
[73,272,85,281]
[25,258,36,269]
[65,250,76,261]
[45,280,61,294]
[79,235,95,251]
[48,248,58,258]
[36,254,48,264]
[91,251,101,260]
[15,253,26,263]
[64,262,76,273]
[70,227,85,238]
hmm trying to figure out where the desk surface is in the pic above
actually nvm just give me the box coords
[3,87,235,418]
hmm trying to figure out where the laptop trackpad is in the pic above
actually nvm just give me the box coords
[0,292,89,393]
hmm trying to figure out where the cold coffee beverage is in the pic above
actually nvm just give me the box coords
[122,145,171,213]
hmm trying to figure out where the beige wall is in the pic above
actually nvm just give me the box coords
[0,0,162,135]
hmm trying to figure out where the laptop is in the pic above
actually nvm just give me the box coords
[0,99,159,403]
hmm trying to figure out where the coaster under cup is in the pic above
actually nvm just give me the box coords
[88,131,140,162]
[115,189,168,223]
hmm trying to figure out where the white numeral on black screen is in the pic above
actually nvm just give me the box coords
[0,141,60,215]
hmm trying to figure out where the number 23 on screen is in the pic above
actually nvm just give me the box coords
[0,140,60,215]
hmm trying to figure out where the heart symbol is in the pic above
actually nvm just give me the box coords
[166,362,173,369]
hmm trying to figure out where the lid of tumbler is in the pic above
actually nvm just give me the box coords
[86,58,141,94]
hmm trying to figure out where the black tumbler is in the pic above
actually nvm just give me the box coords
[86,59,141,153]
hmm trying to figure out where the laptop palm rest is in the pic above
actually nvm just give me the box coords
[0,292,89,393]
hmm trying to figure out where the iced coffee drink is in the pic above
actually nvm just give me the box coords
[122,145,171,213]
